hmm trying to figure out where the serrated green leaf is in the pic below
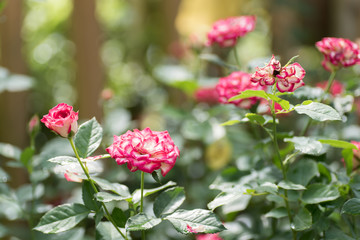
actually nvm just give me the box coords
[111,208,127,228]
[245,113,265,125]
[341,198,360,215]
[278,180,306,190]
[228,90,268,102]
[96,222,127,240]
[153,187,185,217]
[125,213,161,231]
[284,137,325,156]
[48,156,78,165]
[221,120,241,126]
[95,192,128,203]
[294,102,341,121]
[265,207,288,219]
[291,208,312,231]
[132,181,177,204]
[165,209,226,234]
[207,191,250,212]
[34,203,90,234]
[74,118,103,158]
[288,159,319,186]
[302,184,340,204]
[256,182,278,194]
[82,180,101,211]
[318,139,358,149]
[92,177,130,197]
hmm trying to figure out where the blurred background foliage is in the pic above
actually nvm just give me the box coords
[1,0,360,239]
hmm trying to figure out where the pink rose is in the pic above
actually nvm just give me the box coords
[316,37,360,71]
[196,233,223,240]
[41,103,79,138]
[207,16,256,47]
[251,55,306,93]
[216,71,266,108]
[106,128,180,177]
[316,80,344,96]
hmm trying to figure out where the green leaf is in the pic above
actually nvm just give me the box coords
[111,208,127,228]
[288,159,319,186]
[96,222,126,240]
[302,184,340,204]
[0,143,21,160]
[317,163,332,182]
[34,203,91,234]
[151,171,161,185]
[245,113,265,125]
[284,137,325,156]
[255,182,278,194]
[341,198,360,215]
[220,120,241,126]
[207,191,251,212]
[228,90,268,102]
[318,139,358,149]
[265,207,288,219]
[153,187,185,218]
[132,181,177,204]
[95,192,128,203]
[92,177,130,197]
[0,167,9,183]
[20,147,34,172]
[267,94,291,110]
[325,227,355,240]
[294,102,341,121]
[342,148,354,175]
[165,209,226,234]
[48,156,78,165]
[171,80,198,95]
[291,208,312,231]
[278,180,306,190]
[125,213,161,231]
[82,180,101,211]
[74,118,103,158]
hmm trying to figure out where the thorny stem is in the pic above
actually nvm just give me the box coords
[300,70,337,136]
[69,138,128,240]
[270,100,297,240]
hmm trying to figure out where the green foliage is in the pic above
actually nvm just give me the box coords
[74,118,103,158]
[294,102,342,121]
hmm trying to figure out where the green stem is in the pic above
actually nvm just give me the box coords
[69,138,128,240]
[233,40,241,68]
[270,101,296,240]
[140,171,145,240]
[300,70,337,136]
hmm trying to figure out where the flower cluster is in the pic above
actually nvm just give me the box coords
[41,103,78,138]
[251,55,306,92]
[316,37,360,71]
[216,71,266,108]
[106,128,180,177]
[194,86,219,105]
[207,16,256,47]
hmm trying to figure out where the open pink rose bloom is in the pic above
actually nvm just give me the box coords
[41,103,79,138]
[106,128,180,176]
[207,15,256,47]
[316,37,360,71]
[251,55,306,92]
[216,71,266,108]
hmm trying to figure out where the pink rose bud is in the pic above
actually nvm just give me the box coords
[41,103,79,138]
[316,37,360,71]
[316,80,344,96]
[207,15,256,47]
[28,115,40,135]
[216,71,266,108]
[106,127,180,177]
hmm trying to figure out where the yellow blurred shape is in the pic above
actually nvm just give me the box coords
[175,0,245,38]
[205,138,232,170]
